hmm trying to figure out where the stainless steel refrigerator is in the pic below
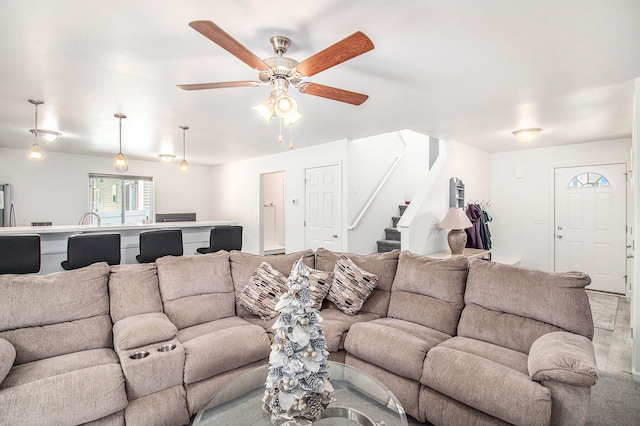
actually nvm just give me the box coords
[0,183,16,227]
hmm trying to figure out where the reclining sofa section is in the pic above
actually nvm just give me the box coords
[0,248,597,426]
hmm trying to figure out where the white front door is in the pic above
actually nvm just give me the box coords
[554,164,627,294]
[305,164,341,251]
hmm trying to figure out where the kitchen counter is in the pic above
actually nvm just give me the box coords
[0,221,237,274]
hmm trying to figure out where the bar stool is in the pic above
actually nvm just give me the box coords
[136,229,183,263]
[0,234,41,274]
[61,233,121,270]
[196,225,243,254]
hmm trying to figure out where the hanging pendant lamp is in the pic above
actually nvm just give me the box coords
[28,99,44,159]
[114,113,128,173]
[179,126,189,173]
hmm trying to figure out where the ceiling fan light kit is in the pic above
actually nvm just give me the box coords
[178,20,374,146]
[513,128,542,143]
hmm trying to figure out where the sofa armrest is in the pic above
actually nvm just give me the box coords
[0,337,16,384]
[113,312,177,350]
[528,331,597,386]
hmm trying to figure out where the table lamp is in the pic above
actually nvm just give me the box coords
[440,207,473,255]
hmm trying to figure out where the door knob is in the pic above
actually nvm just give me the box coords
[332,234,338,238]
[557,226,563,230]
[557,234,563,239]
[627,254,634,258]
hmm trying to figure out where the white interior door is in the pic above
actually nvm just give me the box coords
[305,164,341,251]
[554,164,627,294]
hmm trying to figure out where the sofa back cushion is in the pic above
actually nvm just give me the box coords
[156,252,235,329]
[458,260,594,354]
[388,252,468,336]
[0,263,113,365]
[230,250,315,318]
[109,263,163,323]
[315,248,399,317]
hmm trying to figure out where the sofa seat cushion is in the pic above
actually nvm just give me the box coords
[321,320,351,352]
[0,348,127,425]
[176,316,254,343]
[241,315,278,332]
[345,318,451,381]
[422,345,551,426]
[424,336,530,382]
[181,322,270,384]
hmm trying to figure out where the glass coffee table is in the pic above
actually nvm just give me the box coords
[192,361,407,425]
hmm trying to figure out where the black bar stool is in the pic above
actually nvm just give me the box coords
[196,225,242,254]
[136,229,183,263]
[61,233,121,270]
[0,234,41,274]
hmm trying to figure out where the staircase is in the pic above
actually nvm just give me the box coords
[376,204,407,253]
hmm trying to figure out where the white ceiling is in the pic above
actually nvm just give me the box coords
[1,1,639,166]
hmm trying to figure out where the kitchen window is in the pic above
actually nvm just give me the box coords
[88,174,154,225]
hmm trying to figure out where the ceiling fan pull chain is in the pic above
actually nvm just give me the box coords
[289,125,293,150]
[278,119,283,144]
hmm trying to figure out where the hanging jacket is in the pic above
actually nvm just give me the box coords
[465,204,483,249]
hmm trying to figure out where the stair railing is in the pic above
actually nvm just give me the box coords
[348,155,402,230]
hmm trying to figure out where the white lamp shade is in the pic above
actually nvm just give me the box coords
[253,99,275,123]
[180,159,189,172]
[440,207,472,230]
[29,143,43,159]
[274,95,298,119]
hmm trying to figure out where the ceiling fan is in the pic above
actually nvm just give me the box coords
[177,20,375,115]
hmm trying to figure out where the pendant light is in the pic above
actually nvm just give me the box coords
[179,126,189,173]
[28,99,44,159]
[114,113,128,173]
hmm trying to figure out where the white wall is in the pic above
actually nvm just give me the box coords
[347,129,432,254]
[0,147,214,226]
[404,140,492,254]
[211,140,349,254]
[491,138,631,271]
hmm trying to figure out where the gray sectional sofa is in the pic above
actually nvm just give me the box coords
[0,248,597,425]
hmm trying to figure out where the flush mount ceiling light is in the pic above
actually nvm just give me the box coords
[179,126,189,173]
[29,129,61,144]
[114,113,128,173]
[512,128,542,143]
[157,154,176,163]
[27,99,45,159]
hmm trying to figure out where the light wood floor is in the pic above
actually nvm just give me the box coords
[588,290,633,380]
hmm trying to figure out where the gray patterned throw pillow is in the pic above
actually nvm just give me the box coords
[237,262,289,320]
[327,255,379,315]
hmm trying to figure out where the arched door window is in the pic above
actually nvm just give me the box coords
[568,172,610,188]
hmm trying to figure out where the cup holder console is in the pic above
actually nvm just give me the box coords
[129,351,150,360]
[157,344,177,353]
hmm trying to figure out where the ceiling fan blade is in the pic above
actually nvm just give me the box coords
[189,20,270,71]
[295,32,374,77]
[177,81,262,91]
[298,82,369,105]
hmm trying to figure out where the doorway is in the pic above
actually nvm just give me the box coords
[305,164,342,251]
[554,164,627,294]
[260,171,286,255]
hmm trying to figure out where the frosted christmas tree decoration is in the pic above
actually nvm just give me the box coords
[262,258,334,424]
